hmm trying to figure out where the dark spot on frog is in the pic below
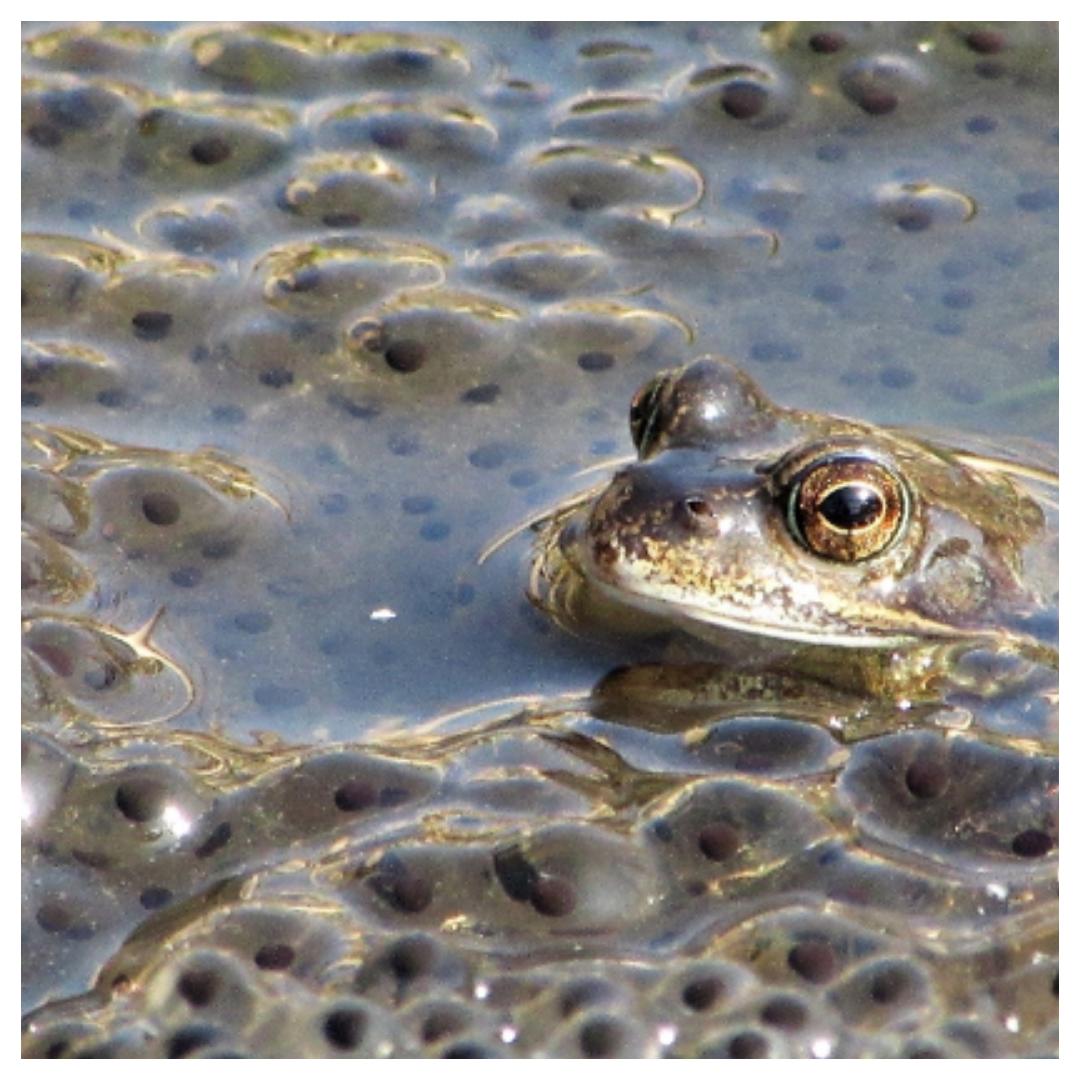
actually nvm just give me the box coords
[966,115,997,135]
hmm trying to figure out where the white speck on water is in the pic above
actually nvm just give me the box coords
[370,607,396,621]
[1005,1015,1020,1034]
[986,882,1008,901]
[811,1038,832,1058]
[658,1024,677,1047]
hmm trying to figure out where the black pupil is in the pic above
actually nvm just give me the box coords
[818,484,883,529]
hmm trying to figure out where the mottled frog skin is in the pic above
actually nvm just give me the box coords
[533,356,1057,697]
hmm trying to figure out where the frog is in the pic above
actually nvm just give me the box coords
[529,356,1058,708]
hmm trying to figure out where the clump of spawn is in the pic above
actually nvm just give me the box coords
[22,21,1057,1058]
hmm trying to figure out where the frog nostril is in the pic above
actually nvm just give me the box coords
[676,496,713,529]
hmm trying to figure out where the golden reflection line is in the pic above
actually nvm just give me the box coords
[951,452,1059,491]
[572,454,635,478]
[476,485,604,566]
[406,694,547,731]
[120,605,198,722]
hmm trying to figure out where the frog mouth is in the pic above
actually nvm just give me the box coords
[583,570,924,649]
[572,528,993,651]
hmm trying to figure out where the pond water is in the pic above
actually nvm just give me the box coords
[22,21,1057,1059]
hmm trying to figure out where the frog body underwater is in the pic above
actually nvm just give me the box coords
[532,357,1058,702]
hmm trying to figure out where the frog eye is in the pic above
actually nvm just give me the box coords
[786,455,909,562]
[628,374,667,456]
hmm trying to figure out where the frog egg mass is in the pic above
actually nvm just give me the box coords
[22,21,1056,1059]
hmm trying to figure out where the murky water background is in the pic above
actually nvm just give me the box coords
[22,22,1057,1058]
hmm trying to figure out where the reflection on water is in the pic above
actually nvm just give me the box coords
[22,21,1056,1058]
